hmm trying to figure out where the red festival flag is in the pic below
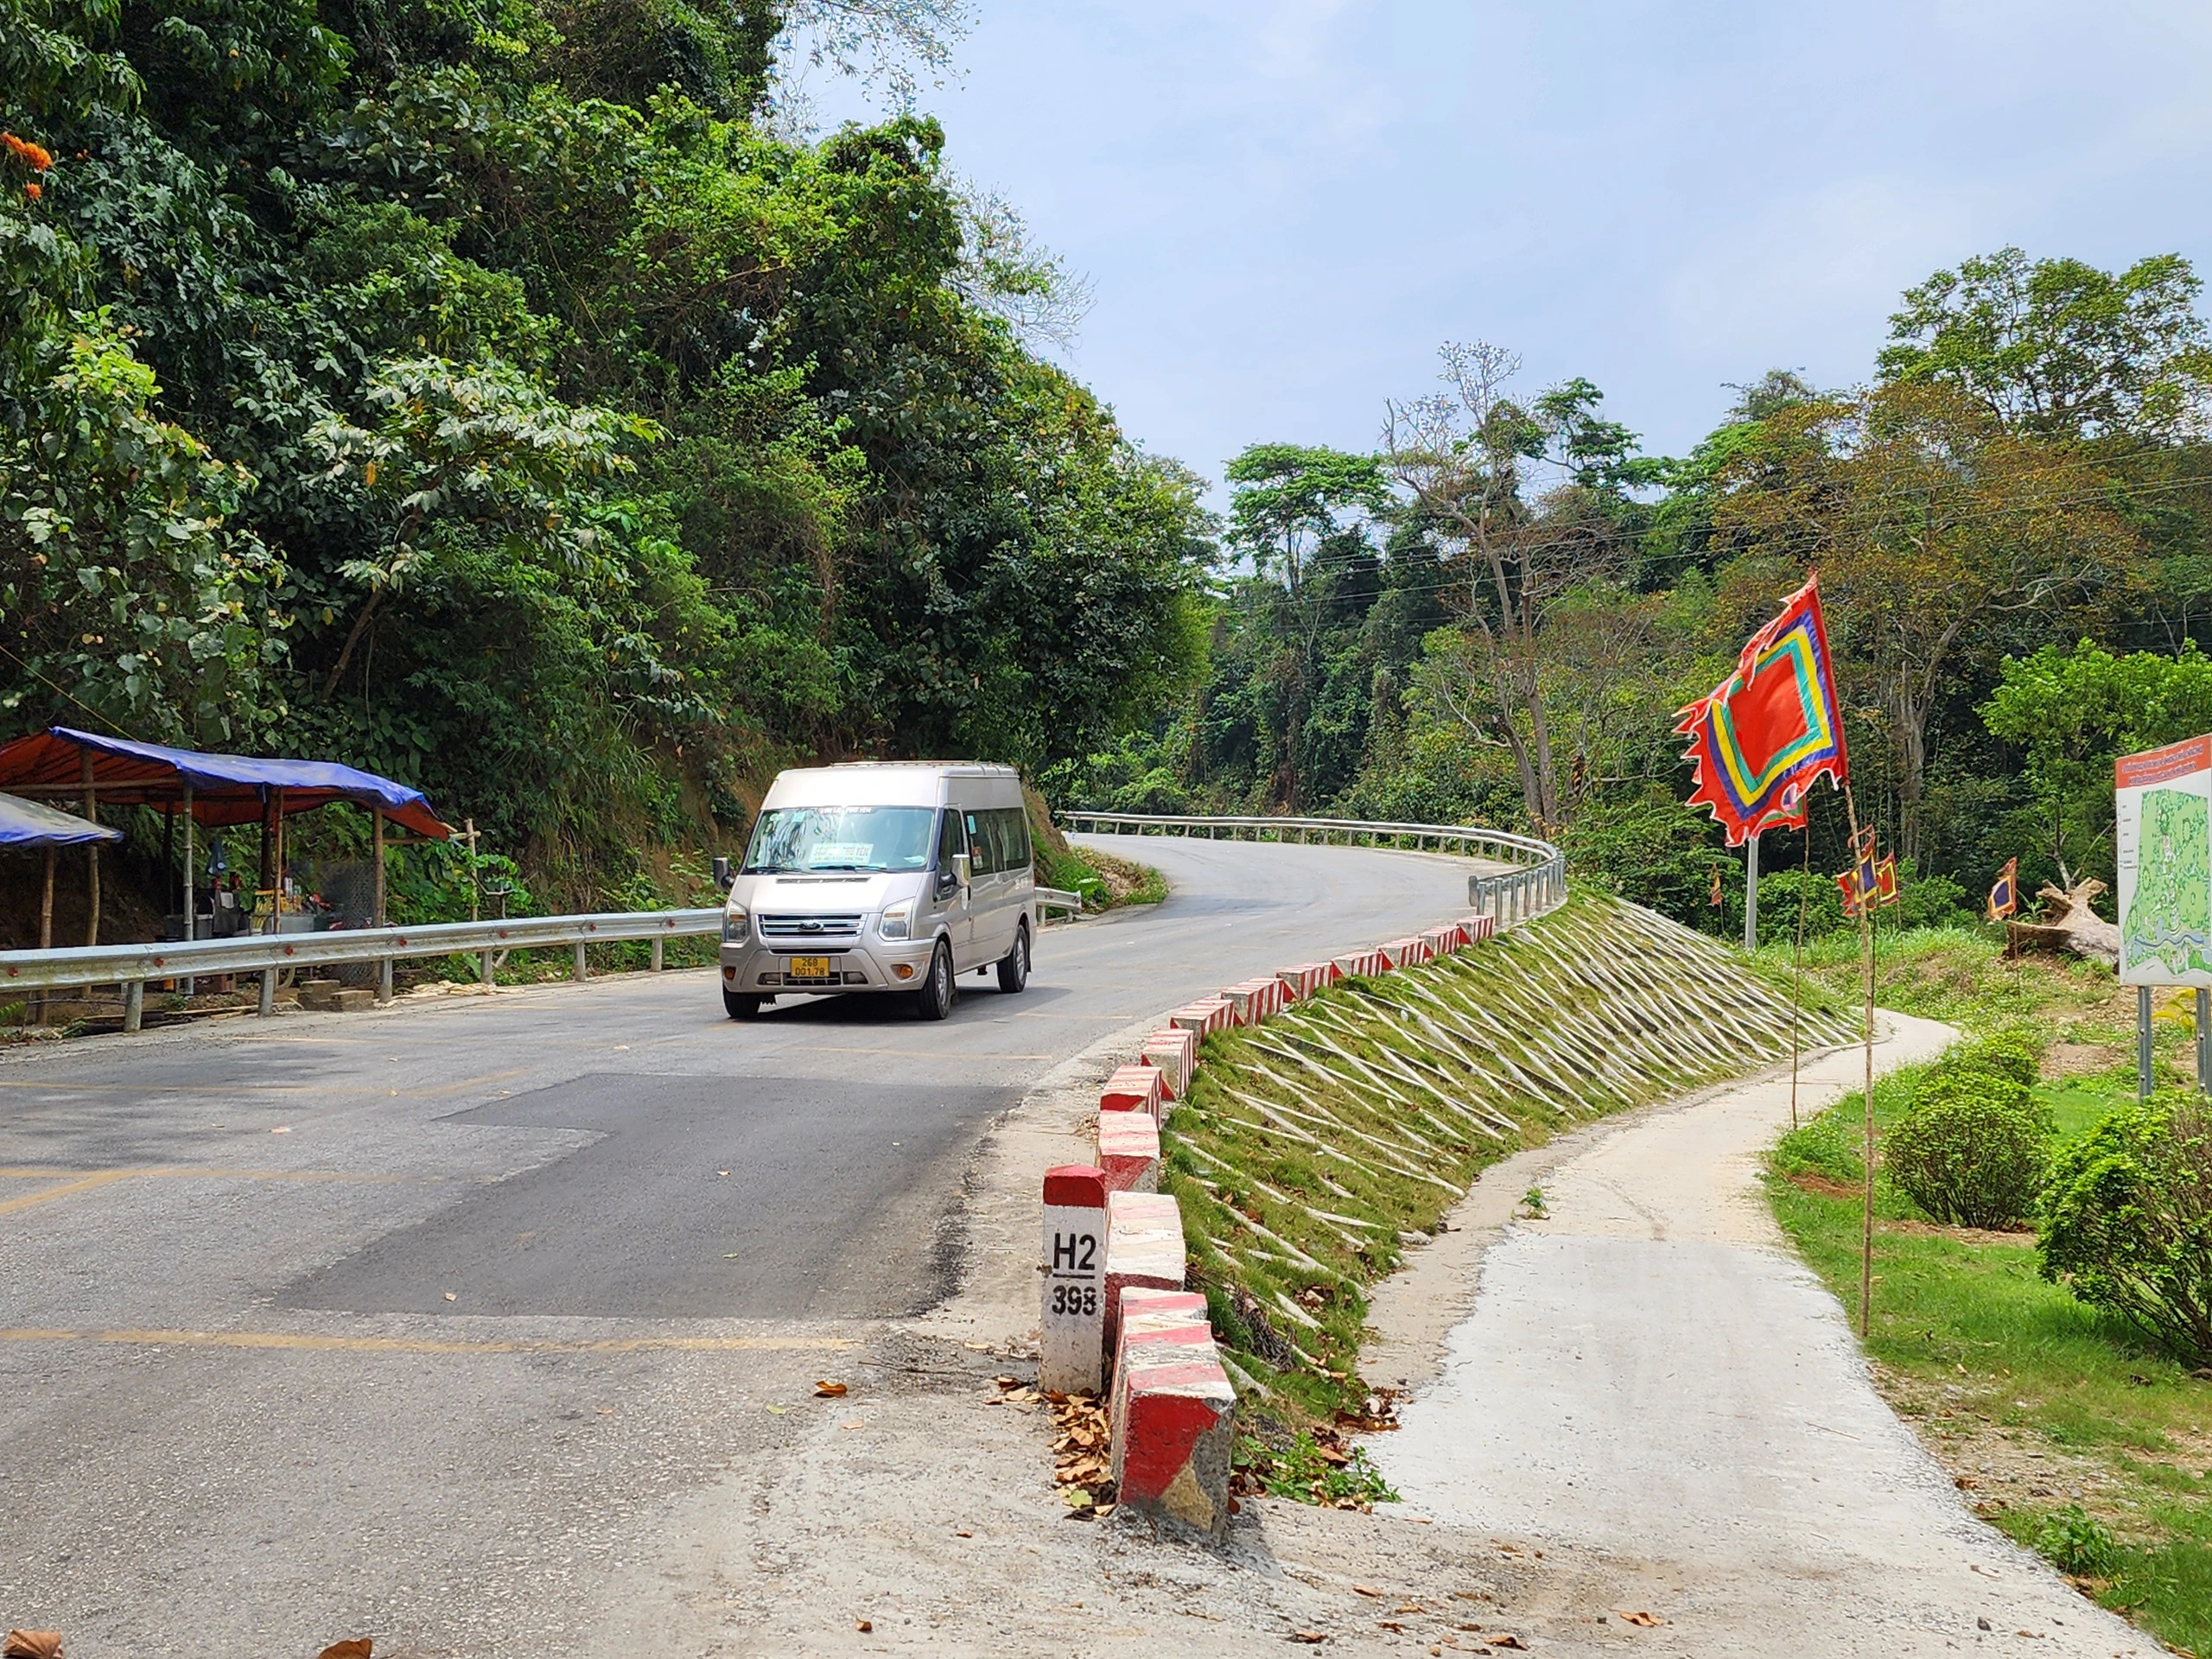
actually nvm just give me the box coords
[1987,858,2018,921]
[1677,575,1850,846]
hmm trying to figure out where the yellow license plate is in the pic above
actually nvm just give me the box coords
[785,956,833,982]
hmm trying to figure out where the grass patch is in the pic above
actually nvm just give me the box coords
[1764,925,2212,1652]
[1039,842,1165,910]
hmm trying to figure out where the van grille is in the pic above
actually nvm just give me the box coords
[759,913,864,939]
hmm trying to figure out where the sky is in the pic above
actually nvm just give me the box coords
[797,2,2212,495]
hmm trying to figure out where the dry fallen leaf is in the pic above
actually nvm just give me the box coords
[3,1633,62,1659]
[840,1420,865,1431]
[442,1293,456,1302]
[763,1403,787,1414]
[1487,1638,1528,1651]
[1351,1585,1382,1598]
[1288,1634,1325,1646]
[855,1618,872,1633]
[1614,1611,1662,1628]
[815,1380,849,1397]
[316,1643,372,1659]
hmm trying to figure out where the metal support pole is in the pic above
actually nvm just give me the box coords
[181,785,195,997]
[378,957,394,1003]
[1744,830,1760,950]
[372,810,386,925]
[123,979,143,1033]
[259,967,276,1017]
[574,941,588,982]
[36,844,54,1024]
[480,950,493,987]
[2197,988,2209,1095]
[2139,985,2154,1102]
[652,937,664,972]
[80,750,99,947]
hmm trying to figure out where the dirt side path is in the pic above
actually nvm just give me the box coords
[1370,1011,2165,1658]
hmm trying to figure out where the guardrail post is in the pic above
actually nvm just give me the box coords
[123,979,143,1033]
[377,957,394,1004]
[573,941,588,982]
[480,950,493,986]
[258,967,276,1016]
[652,936,664,972]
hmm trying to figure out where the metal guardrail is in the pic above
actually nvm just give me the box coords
[1033,887,1084,919]
[2,883,1098,1034]
[1,909,727,1031]
[1058,810,1568,930]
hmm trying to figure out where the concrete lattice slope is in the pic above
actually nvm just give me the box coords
[1164,890,1856,1410]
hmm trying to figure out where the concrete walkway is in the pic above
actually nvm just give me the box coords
[1376,1013,2164,1658]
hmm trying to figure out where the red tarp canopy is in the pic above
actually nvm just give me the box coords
[0,728,451,840]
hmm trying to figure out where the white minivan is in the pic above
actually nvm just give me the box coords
[715,762,1036,1020]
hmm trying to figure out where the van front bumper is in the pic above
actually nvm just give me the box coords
[718,938,938,995]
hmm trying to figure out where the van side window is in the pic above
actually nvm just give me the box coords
[986,807,1029,872]
[963,810,996,874]
[936,810,964,877]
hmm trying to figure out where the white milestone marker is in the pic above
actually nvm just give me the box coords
[1039,1164,1108,1395]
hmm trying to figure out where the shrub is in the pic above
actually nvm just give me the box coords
[2038,1093,2212,1368]
[1929,1029,2044,1090]
[2034,1505,2120,1578]
[1884,1071,2050,1228]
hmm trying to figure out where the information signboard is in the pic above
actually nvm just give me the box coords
[2118,734,2212,986]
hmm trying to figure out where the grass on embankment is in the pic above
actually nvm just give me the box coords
[1767,925,2212,1653]
[1161,888,1853,1430]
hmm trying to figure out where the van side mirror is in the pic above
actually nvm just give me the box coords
[952,852,971,890]
[712,856,733,893]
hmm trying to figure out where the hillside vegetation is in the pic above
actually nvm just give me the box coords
[1,0,1209,902]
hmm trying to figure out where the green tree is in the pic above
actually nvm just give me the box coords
[1879,246,2212,441]
[1980,640,2212,886]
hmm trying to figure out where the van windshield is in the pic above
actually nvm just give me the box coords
[742,806,937,874]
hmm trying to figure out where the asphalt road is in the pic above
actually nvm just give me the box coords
[0,835,1476,1657]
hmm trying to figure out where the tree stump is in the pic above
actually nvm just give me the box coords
[2006,879,2120,969]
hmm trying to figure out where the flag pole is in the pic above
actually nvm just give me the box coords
[1745,829,1761,950]
[1790,815,1812,1130]
[1842,786,1877,1340]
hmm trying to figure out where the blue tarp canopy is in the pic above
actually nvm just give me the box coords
[0,791,124,850]
[0,728,450,840]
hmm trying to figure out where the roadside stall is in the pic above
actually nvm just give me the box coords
[2,791,124,1022]
[0,727,451,952]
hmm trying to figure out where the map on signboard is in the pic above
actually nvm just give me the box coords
[2125,788,2211,976]
[2118,734,2212,987]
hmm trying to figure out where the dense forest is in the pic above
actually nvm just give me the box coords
[0,0,1208,906]
[1054,249,2212,936]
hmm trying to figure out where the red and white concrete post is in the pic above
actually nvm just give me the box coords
[1039,1164,1109,1394]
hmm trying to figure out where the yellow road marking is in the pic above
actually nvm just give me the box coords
[0,1166,480,1217]
[0,1326,854,1355]
[0,1170,139,1216]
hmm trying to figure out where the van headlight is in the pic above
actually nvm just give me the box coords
[721,906,749,944]
[878,900,912,941]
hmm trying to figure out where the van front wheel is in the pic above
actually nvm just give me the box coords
[996,923,1029,993]
[915,941,956,1021]
[722,990,761,1019]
